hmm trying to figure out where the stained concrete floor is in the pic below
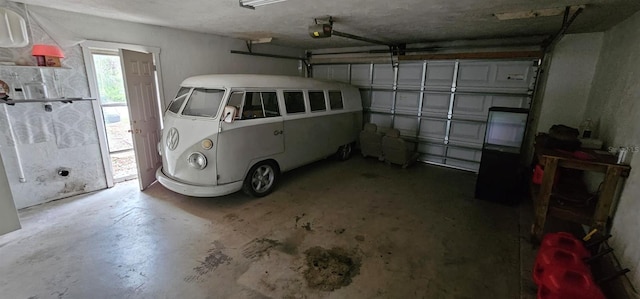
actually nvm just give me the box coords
[0,156,529,298]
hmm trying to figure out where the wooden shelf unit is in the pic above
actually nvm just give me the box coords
[531,147,631,241]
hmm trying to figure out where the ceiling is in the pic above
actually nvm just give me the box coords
[17,0,640,49]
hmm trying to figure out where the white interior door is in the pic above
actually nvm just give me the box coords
[120,49,162,190]
[0,154,21,235]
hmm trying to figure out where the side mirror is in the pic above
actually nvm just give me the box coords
[222,105,237,123]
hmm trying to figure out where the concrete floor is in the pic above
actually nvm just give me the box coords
[0,156,527,298]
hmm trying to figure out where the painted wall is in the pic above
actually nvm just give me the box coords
[0,2,303,209]
[27,5,304,108]
[0,1,106,209]
[583,10,640,289]
[534,33,603,134]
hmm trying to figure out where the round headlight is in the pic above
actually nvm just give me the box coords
[201,139,213,150]
[187,152,207,170]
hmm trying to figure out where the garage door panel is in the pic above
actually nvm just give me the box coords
[363,111,372,124]
[393,116,418,137]
[448,121,486,146]
[312,65,350,83]
[419,119,447,141]
[422,155,445,164]
[330,65,350,83]
[422,93,450,117]
[372,64,394,87]
[457,63,491,86]
[351,64,371,87]
[370,91,393,112]
[397,62,424,89]
[312,65,331,80]
[494,62,533,90]
[360,89,372,109]
[446,159,480,172]
[425,61,455,90]
[395,91,420,114]
[452,94,488,120]
[453,94,529,121]
[418,143,445,156]
[492,95,529,109]
[447,147,482,162]
[457,61,533,93]
[370,114,393,132]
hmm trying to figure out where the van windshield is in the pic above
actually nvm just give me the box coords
[167,87,191,114]
[182,88,225,118]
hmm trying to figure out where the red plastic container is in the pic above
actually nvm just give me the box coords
[537,267,605,299]
[540,232,590,258]
[532,164,560,185]
[532,164,544,184]
[533,247,590,286]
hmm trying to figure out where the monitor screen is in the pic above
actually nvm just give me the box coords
[485,111,528,148]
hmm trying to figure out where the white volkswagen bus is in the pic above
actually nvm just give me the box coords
[156,74,363,197]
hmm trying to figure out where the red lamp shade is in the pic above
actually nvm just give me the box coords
[32,44,64,58]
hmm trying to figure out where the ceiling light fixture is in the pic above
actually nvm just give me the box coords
[494,5,584,20]
[239,0,287,9]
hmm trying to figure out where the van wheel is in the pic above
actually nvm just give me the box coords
[336,143,353,161]
[243,161,279,197]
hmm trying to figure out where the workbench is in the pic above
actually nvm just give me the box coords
[531,147,631,241]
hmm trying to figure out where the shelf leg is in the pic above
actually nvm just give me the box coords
[533,157,558,240]
[592,166,621,233]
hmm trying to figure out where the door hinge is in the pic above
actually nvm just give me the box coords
[153,64,157,71]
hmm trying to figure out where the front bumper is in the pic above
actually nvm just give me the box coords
[155,167,243,197]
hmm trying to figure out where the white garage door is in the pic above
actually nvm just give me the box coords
[313,59,538,172]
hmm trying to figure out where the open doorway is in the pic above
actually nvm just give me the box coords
[82,41,164,190]
[92,52,137,182]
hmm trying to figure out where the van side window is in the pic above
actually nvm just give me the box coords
[167,87,191,113]
[309,91,326,112]
[329,91,343,110]
[227,91,244,119]
[260,92,280,117]
[229,91,280,120]
[284,91,305,114]
[182,88,225,118]
[242,92,279,119]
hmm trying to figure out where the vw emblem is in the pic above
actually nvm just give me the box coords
[166,127,179,151]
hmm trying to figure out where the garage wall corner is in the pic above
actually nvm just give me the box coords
[583,9,640,290]
[534,33,603,135]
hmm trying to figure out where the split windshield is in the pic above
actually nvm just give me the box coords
[181,88,226,118]
[167,87,190,114]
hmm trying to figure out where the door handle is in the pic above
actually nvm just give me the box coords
[128,129,142,134]
[273,130,283,135]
